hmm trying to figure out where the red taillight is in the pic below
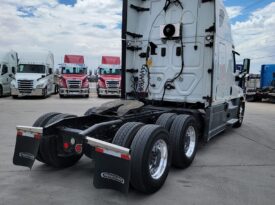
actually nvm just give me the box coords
[34,133,41,140]
[17,131,23,137]
[121,154,131,161]
[75,144,83,153]
[95,147,104,153]
[63,142,70,150]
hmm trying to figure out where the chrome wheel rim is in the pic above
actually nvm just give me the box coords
[184,126,196,158]
[149,139,168,180]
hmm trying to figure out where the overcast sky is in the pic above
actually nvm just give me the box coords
[0,0,274,73]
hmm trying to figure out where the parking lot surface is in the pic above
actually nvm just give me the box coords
[0,95,275,205]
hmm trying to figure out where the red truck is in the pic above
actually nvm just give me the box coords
[59,55,90,98]
[96,56,121,97]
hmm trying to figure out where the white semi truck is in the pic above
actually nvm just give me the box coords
[13,0,250,194]
[11,52,56,98]
[0,51,18,97]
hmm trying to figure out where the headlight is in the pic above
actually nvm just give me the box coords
[36,83,45,88]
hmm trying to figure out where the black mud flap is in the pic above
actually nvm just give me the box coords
[13,128,42,169]
[93,148,131,194]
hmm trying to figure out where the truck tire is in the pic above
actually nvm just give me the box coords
[43,87,48,99]
[54,85,59,94]
[59,94,65,98]
[12,95,18,99]
[84,107,97,116]
[246,95,255,102]
[32,112,61,162]
[112,122,144,148]
[170,114,198,168]
[0,86,2,97]
[156,113,177,131]
[233,101,245,128]
[130,125,171,194]
[40,114,82,168]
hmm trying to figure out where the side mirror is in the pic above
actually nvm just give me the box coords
[243,58,250,74]
[49,68,53,75]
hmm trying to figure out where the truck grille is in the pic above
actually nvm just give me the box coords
[67,80,81,89]
[18,80,34,94]
[106,80,120,88]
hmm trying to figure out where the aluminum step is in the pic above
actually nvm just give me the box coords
[227,119,238,125]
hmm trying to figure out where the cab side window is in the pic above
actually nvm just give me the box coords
[1,65,8,75]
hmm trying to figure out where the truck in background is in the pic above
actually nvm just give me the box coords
[246,65,275,102]
[11,51,56,98]
[0,51,18,97]
[59,55,89,98]
[245,74,261,102]
[96,56,121,97]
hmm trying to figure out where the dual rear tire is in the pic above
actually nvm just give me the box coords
[112,114,198,193]
[113,122,171,194]
[33,113,82,168]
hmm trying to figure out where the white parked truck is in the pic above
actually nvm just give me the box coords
[11,52,56,98]
[13,0,250,194]
[0,51,18,97]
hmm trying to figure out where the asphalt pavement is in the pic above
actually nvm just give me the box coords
[0,95,274,205]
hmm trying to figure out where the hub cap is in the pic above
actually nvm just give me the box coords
[149,139,168,180]
[184,126,196,158]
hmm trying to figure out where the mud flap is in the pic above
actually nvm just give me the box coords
[13,126,43,169]
[93,148,131,194]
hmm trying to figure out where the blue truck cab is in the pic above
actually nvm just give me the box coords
[261,65,275,89]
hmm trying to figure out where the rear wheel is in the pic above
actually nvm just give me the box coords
[156,113,177,131]
[112,122,144,148]
[43,87,48,98]
[233,101,245,128]
[0,86,3,97]
[40,114,82,168]
[170,115,198,168]
[54,85,59,94]
[32,112,61,162]
[130,125,171,194]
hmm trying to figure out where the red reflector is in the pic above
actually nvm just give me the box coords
[34,133,41,140]
[17,131,23,137]
[63,142,70,150]
[121,154,131,161]
[75,144,83,153]
[95,147,104,153]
